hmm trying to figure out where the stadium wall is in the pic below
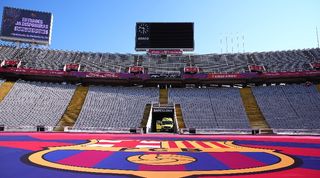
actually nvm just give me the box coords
[1,63,320,86]
[0,71,319,87]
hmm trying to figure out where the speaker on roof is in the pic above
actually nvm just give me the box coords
[0,124,4,131]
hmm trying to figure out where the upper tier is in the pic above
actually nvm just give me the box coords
[0,45,319,74]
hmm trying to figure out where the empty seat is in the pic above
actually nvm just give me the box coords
[0,80,76,127]
[74,86,158,129]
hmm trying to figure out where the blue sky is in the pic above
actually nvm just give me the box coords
[1,0,319,54]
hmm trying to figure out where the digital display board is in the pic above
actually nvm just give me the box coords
[135,22,194,51]
[0,7,53,45]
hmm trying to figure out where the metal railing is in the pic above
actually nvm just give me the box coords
[273,129,320,135]
[64,126,143,134]
[180,128,253,135]
[2,125,53,132]
[0,125,143,134]
[1,125,320,135]
[180,128,320,135]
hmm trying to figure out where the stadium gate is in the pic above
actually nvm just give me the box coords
[146,103,178,133]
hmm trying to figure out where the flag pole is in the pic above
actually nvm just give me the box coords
[316,26,319,48]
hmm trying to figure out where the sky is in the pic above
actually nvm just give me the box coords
[0,0,320,54]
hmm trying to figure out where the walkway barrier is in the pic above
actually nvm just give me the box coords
[180,128,253,135]
[64,126,144,134]
[273,129,320,135]
[180,128,320,135]
[1,125,320,135]
[1,125,54,132]
[0,125,143,133]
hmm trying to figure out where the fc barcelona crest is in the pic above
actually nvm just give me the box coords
[28,139,296,178]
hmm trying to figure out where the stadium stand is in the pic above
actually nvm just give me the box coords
[73,86,158,129]
[252,84,320,129]
[1,45,320,73]
[208,88,250,129]
[169,88,250,129]
[0,80,75,127]
[0,44,320,133]
[0,79,318,132]
[169,88,217,129]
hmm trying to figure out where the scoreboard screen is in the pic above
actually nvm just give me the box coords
[0,7,53,45]
[135,22,194,51]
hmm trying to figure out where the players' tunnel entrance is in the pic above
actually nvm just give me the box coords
[148,103,177,133]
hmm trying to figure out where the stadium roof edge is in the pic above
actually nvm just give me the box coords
[0,42,319,56]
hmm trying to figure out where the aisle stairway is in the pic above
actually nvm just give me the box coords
[54,85,89,131]
[175,104,185,130]
[317,84,320,92]
[0,81,15,102]
[140,104,151,129]
[240,87,272,133]
[159,88,168,105]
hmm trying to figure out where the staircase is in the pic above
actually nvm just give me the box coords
[159,88,168,105]
[140,104,151,130]
[175,104,186,130]
[240,87,272,134]
[54,85,89,131]
[0,81,15,102]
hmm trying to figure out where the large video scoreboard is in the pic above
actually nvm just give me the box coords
[135,22,194,51]
[0,7,53,45]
